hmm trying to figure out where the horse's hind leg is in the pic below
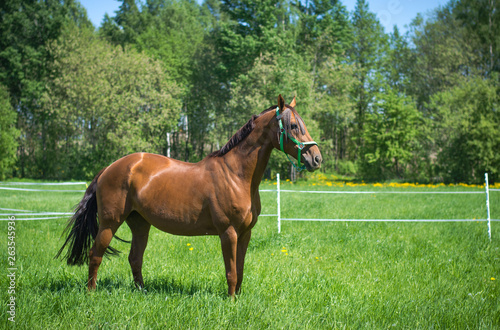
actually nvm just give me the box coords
[126,212,151,289]
[88,220,123,290]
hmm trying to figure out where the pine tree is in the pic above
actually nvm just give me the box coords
[348,0,387,155]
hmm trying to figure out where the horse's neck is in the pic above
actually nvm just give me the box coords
[224,125,274,192]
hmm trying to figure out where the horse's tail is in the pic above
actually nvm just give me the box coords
[56,167,121,265]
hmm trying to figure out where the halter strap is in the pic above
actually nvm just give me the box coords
[275,107,317,172]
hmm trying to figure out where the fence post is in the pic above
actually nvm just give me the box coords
[277,173,281,234]
[485,173,491,241]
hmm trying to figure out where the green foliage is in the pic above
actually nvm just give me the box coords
[0,0,92,178]
[42,27,182,179]
[0,0,91,103]
[429,76,500,183]
[454,0,500,75]
[296,0,352,61]
[361,86,422,180]
[0,86,19,179]
[348,0,388,155]
[228,53,318,177]
[218,0,296,76]
[99,0,145,47]
[383,26,413,93]
[314,56,356,171]
[136,0,207,88]
[408,4,478,109]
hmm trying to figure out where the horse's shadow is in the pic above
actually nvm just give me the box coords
[43,276,224,297]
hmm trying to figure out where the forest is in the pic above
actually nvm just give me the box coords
[0,0,499,183]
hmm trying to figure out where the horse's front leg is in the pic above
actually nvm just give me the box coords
[236,229,251,294]
[219,226,238,296]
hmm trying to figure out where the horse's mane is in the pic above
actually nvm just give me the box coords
[208,115,258,157]
[209,104,305,158]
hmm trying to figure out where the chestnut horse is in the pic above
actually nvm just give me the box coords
[57,95,322,296]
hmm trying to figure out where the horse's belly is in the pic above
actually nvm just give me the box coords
[146,211,219,236]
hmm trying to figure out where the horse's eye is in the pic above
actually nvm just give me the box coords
[291,124,298,130]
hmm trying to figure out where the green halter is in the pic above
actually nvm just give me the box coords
[276,107,318,172]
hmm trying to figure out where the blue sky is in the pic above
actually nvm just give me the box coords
[80,0,450,33]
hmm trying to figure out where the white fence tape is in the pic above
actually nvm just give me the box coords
[280,189,484,194]
[0,182,86,185]
[0,181,86,192]
[282,218,499,222]
[0,212,73,216]
[0,187,85,192]
[0,210,73,221]
[0,216,68,221]
[0,176,497,234]
[273,174,497,238]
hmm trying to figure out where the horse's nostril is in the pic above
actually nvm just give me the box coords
[314,155,322,165]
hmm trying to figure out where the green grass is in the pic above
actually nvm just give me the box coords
[0,181,499,328]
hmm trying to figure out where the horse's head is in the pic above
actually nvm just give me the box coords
[272,95,322,172]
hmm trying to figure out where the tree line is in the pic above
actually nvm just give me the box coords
[0,0,499,183]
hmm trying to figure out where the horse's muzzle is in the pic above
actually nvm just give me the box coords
[303,151,322,172]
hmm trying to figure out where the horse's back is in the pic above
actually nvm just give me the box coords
[99,152,191,186]
[95,152,174,219]
[96,152,218,235]
[97,152,171,194]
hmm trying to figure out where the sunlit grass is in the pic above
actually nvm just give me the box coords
[0,180,499,328]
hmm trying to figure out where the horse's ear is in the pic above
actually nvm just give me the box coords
[290,96,296,108]
[278,94,286,113]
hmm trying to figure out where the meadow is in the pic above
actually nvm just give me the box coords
[0,178,499,329]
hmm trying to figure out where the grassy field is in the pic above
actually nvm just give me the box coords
[0,179,499,328]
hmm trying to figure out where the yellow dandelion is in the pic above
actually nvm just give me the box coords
[315,257,319,261]
[492,277,496,281]
[281,249,287,253]
[187,243,191,246]
[189,247,194,251]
